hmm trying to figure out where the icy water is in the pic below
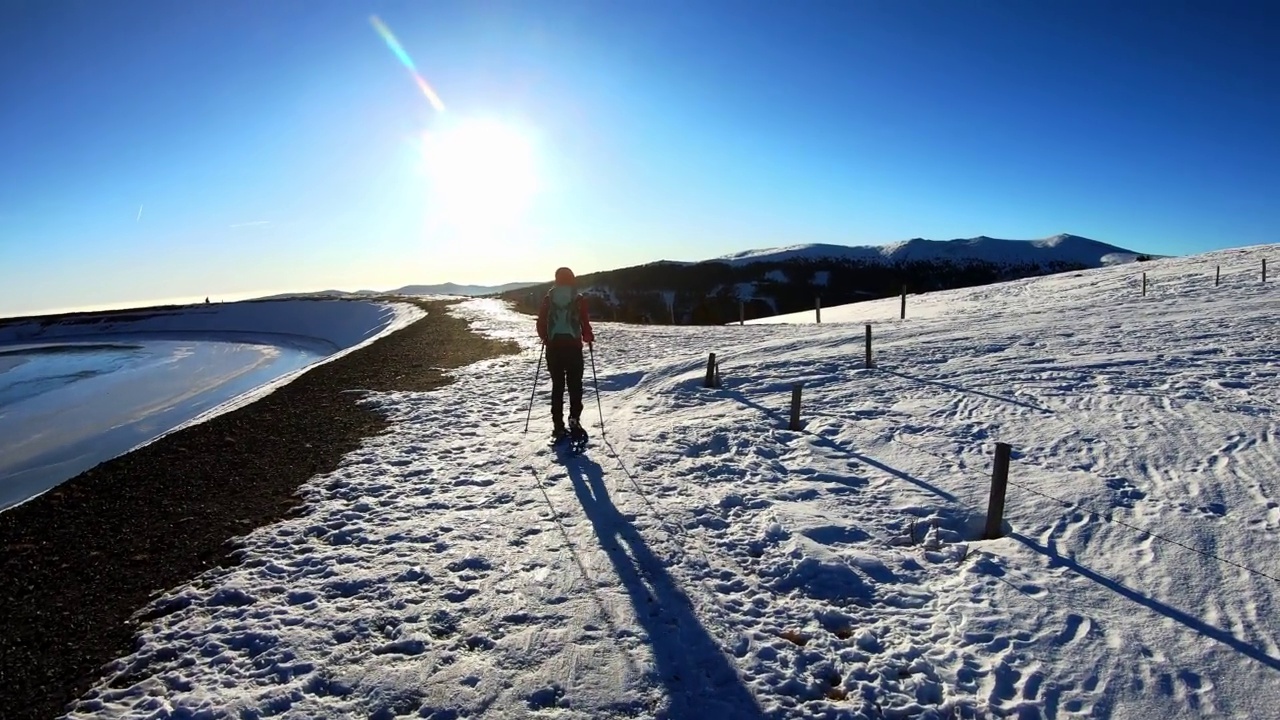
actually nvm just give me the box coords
[0,338,325,510]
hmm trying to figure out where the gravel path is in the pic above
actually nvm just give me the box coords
[0,300,518,720]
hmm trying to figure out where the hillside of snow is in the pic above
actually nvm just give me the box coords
[67,245,1276,719]
[501,234,1150,326]
[716,233,1139,268]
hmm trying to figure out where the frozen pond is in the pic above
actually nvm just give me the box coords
[0,336,328,510]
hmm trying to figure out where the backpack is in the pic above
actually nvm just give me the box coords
[546,285,582,339]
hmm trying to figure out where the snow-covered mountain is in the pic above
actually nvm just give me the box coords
[500,233,1151,324]
[253,289,380,301]
[715,233,1145,267]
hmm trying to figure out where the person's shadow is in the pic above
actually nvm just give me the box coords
[561,454,765,719]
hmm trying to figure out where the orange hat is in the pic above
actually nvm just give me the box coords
[555,267,576,285]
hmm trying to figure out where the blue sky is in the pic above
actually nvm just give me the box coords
[1,0,1277,315]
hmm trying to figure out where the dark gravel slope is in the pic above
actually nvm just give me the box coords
[0,300,518,720]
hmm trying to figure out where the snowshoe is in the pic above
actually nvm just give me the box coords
[567,419,589,453]
[549,427,569,447]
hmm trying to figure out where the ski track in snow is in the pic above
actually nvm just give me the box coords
[68,245,1278,719]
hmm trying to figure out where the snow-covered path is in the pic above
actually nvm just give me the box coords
[68,246,1278,718]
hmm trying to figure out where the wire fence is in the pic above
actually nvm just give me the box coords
[832,366,1280,586]
[1003,474,1280,584]
[704,346,1280,587]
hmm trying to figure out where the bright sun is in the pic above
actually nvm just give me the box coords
[421,119,538,234]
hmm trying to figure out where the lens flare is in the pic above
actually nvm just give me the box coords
[370,15,446,113]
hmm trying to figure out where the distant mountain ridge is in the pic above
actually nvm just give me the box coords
[500,233,1151,325]
[715,234,1146,267]
[256,281,540,302]
[392,282,540,297]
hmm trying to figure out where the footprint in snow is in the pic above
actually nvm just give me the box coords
[801,525,871,546]
[324,578,374,599]
[991,662,1022,702]
[527,684,565,710]
[464,635,495,651]
[1056,613,1092,646]
[373,639,426,656]
[444,587,479,603]
[1105,477,1147,507]
[1197,502,1227,517]
[446,556,493,573]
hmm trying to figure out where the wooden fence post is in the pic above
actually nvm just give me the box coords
[739,300,745,326]
[1142,272,1147,296]
[1215,265,1221,287]
[984,443,1012,540]
[789,383,803,430]
[900,285,907,320]
[865,324,873,368]
[704,353,717,388]
[815,296,822,324]
[1264,259,1268,283]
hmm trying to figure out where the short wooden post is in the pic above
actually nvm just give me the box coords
[789,383,803,431]
[1215,265,1220,287]
[815,296,822,324]
[739,300,745,325]
[1141,272,1147,296]
[1264,259,1268,283]
[900,285,907,320]
[704,353,717,388]
[864,323,873,368]
[984,443,1012,540]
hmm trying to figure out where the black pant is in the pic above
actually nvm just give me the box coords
[546,336,584,427]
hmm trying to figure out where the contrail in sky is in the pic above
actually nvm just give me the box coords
[136,204,143,222]
[369,15,446,113]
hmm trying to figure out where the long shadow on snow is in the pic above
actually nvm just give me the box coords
[879,368,1054,415]
[562,455,765,719]
[1011,532,1280,672]
[808,434,959,504]
[715,386,959,504]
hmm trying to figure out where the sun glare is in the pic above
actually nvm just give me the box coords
[421,119,538,235]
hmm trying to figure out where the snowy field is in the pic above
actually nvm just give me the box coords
[66,246,1277,718]
[0,299,422,511]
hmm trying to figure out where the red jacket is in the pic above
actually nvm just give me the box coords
[537,291,594,345]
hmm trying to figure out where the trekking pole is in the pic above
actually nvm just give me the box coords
[523,343,544,433]
[589,343,605,439]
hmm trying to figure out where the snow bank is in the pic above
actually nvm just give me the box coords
[0,299,424,511]
[747,243,1271,326]
[0,298,416,353]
